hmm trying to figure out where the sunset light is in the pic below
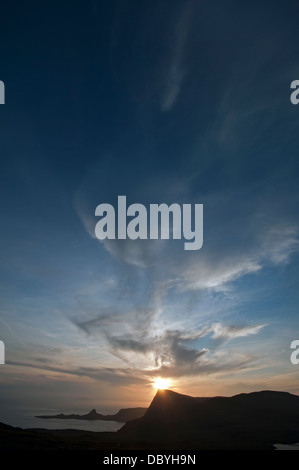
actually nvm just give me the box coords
[153,378,171,390]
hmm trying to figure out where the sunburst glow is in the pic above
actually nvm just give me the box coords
[152,377,171,390]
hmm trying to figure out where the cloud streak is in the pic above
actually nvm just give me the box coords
[211,322,267,340]
[103,321,267,379]
[160,2,194,111]
[6,318,266,385]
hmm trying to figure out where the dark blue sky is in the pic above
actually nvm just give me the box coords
[1,0,299,412]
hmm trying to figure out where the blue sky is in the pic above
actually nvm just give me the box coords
[0,0,299,412]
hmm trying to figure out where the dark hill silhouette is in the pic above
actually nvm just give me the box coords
[119,389,299,449]
[37,407,146,423]
[1,389,299,449]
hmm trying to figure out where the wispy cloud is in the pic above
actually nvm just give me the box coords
[211,322,267,340]
[74,155,299,296]
[180,258,261,292]
[260,225,299,265]
[175,221,299,294]
[160,2,194,111]
[5,359,146,386]
[6,318,266,384]
[100,321,267,380]
[155,351,262,379]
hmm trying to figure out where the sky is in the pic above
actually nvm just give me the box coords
[0,0,299,414]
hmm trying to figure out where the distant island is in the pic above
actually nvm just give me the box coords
[1,389,299,450]
[36,407,147,423]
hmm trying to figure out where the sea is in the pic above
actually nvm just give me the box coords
[0,408,124,432]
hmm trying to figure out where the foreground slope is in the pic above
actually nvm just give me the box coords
[119,389,299,449]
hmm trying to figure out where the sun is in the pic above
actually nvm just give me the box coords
[152,377,171,390]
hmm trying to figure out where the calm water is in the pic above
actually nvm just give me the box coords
[274,443,299,450]
[0,408,124,432]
